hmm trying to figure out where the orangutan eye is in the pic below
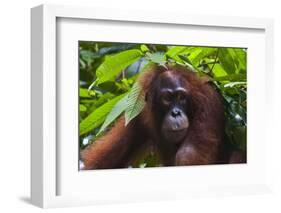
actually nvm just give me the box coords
[161,90,173,105]
[176,90,188,105]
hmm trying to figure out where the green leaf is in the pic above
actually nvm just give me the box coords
[211,63,228,78]
[125,82,146,125]
[79,59,86,69]
[178,54,193,65]
[218,48,237,74]
[228,48,247,73]
[80,88,93,98]
[79,93,126,135]
[95,49,143,85]
[80,50,99,66]
[190,48,217,66]
[213,73,246,82]
[186,48,202,64]
[166,46,188,58]
[146,52,166,65]
[79,104,87,112]
[165,46,192,64]
[140,44,150,53]
[177,55,196,70]
[92,93,116,108]
[97,94,128,135]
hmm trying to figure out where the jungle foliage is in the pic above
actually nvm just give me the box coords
[79,42,247,167]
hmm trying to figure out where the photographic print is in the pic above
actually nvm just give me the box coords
[79,42,247,170]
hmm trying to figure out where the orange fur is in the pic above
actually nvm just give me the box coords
[81,117,134,169]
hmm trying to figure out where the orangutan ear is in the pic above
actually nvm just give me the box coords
[144,91,152,103]
[145,92,148,102]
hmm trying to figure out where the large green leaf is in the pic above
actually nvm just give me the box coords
[97,94,128,135]
[189,47,217,66]
[165,46,193,64]
[94,49,143,85]
[186,48,202,64]
[218,48,240,74]
[125,82,146,125]
[79,93,126,135]
[211,63,228,78]
[228,48,247,73]
[166,46,189,58]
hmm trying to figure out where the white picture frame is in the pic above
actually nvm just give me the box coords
[31,4,274,208]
